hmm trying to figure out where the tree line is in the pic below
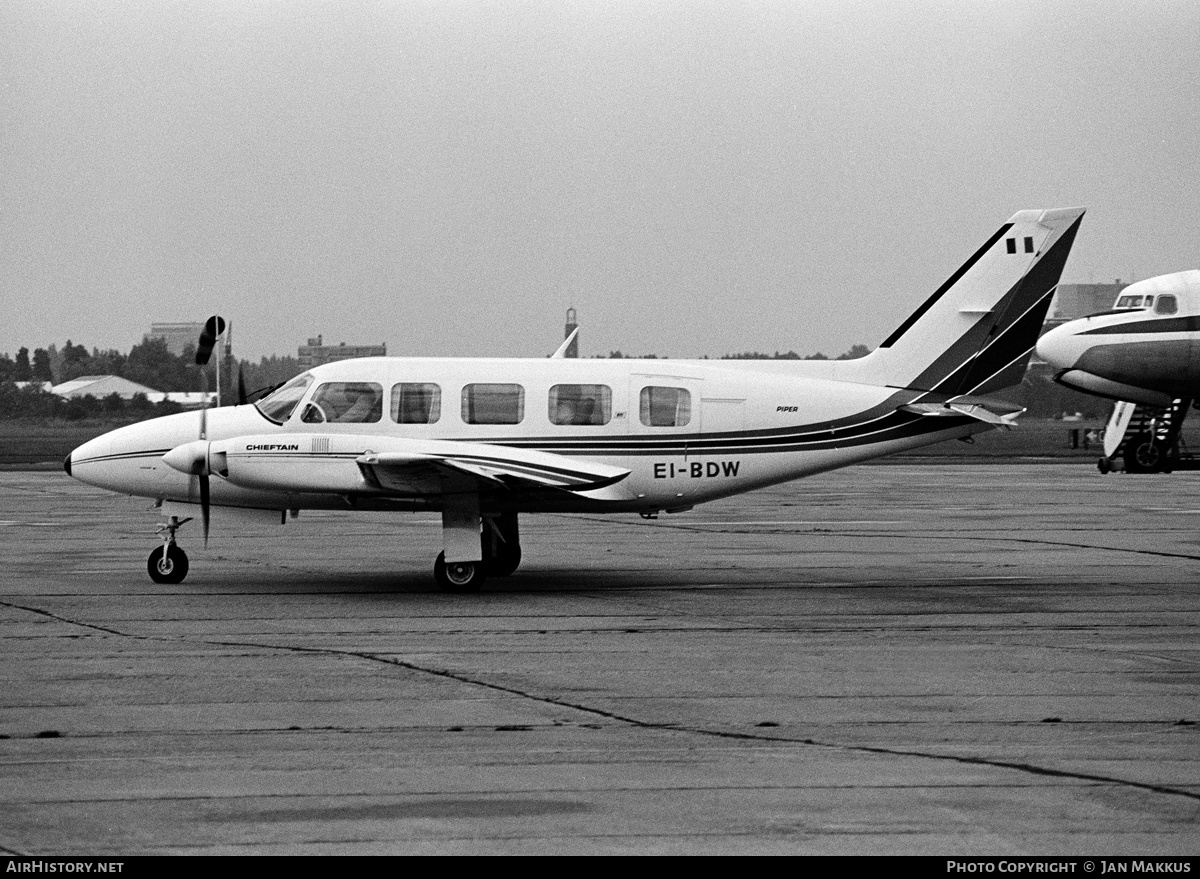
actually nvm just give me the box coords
[0,338,303,392]
[0,337,304,420]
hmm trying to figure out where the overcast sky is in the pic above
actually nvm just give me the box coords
[2,1,1197,363]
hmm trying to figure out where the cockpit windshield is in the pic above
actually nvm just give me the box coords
[1113,294,1154,310]
[255,373,314,424]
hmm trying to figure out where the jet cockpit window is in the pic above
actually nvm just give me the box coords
[462,383,525,425]
[255,373,314,424]
[301,382,383,424]
[639,386,691,427]
[391,383,442,424]
[1115,294,1152,310]
[549,384,611,425]
[1155,295,1179,315]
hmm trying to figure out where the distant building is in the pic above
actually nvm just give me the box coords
[297,335,387,370]
[146,322,206,356]
[51,375,213,408]
[1047,281,1128,327]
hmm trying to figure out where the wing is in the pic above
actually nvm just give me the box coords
[205,433,630,498]
[357,449,630,496]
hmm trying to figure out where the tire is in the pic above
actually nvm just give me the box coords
[147,544,189,584]
[481,512,521,576]
[434,552,486,593]
[1123,434,1166,473]
[487,543,522,577]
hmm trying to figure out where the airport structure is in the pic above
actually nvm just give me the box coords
[51,375,212,407]
[1045,280,1127,328]
[145,322,207,356]
[297,335,387,371]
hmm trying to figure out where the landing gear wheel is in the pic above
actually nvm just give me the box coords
[1097,456,1112,474]
[434,552,486,593]
[147,544,189,584]
[1124,434,1168,473]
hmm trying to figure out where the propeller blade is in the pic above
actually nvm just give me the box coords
[195,315,225,366]
[198,471,210,546]
[198,368,209,440]
[237,367,248,406]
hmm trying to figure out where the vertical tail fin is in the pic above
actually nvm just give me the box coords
[840,208,1085,394]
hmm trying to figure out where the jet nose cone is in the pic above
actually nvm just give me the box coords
[1036,323,1084,370]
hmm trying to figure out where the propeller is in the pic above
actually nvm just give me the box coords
[161,439,212,544]
[237,367,248,406]
[194,365,211,545]
[162,315,228,547]
[193,315,225,544]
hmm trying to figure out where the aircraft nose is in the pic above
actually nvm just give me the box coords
[63,453,72,476]
[1036,323,1085,370]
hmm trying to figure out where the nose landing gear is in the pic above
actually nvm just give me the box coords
[148,516,191,584]
[433,552,485,593]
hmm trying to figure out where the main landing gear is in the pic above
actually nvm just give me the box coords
[433,510,521,593]
[141,507,523,593]
[147,516,191,584]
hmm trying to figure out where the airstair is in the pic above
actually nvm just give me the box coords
[1099,398,1199,473]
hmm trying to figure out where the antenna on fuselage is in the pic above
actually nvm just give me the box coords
[551,308,580,359]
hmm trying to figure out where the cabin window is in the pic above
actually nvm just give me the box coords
[301,382,383,423]
[462,383,525,425]
[549,384,611,425]
[1155,295,1179,315]
[639,386,691,427]
[256,373,314,424]
[391,383,441,424]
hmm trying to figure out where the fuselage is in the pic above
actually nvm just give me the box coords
[67,356,986,516]
[1037,271,1200,406]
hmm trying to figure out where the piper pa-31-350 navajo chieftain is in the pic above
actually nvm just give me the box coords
[1037,271,1200,472]
[66,207,1085,591]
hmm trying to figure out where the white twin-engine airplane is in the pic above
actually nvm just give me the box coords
[66,207,1085,591]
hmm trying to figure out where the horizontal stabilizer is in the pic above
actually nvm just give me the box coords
[899,396,1025,430]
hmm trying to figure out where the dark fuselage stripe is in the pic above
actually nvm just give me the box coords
[71,412,975,472]
[1080,316,1200,335]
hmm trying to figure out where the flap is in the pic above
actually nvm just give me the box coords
[356,447,630,496]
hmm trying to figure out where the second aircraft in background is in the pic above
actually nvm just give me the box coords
[1037,270,1200,472]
